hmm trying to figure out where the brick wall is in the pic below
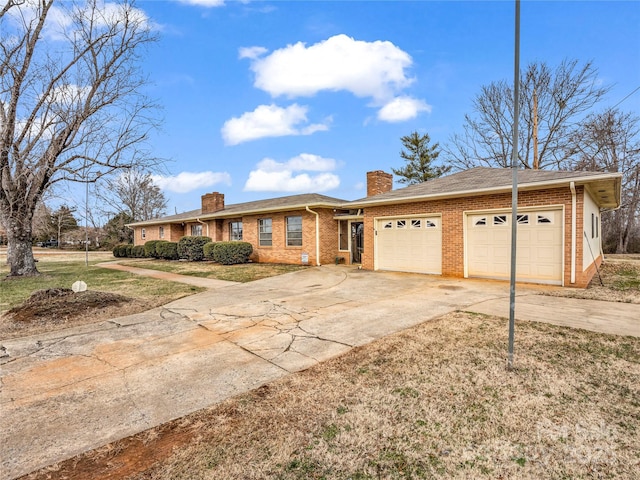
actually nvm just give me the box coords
[201,192,225,214]
[361,186,594,287]
[241,208,338,265]
[367,171,393,197]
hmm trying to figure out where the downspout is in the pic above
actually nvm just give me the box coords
[305,206,321,266]
[196,218,209,237]
[570,181,576,284]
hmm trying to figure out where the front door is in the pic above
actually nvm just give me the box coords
[351,222,364,264]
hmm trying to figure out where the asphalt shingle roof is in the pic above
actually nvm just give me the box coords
[129,193,347,227]
[129,168,621,227]
[345,167,620,206]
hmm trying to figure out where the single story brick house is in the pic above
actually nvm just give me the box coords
[128,167,621,288]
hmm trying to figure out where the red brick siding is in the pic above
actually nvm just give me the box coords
[361,186,593,287]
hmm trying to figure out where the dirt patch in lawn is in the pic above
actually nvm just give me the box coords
[0,288,154,339]
[22,312,639,480]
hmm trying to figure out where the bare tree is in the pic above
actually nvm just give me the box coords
[446,60,610,170]
[568,108,640,253]
[101,169,167,222]
[0,0,159,276]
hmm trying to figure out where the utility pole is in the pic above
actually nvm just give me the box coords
[533,88,539,169]
[508,0,521,370]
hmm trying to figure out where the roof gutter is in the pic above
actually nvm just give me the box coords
[345,173,623,209]
[570,182,576,285]
[305,206,321,266]
[196,218,209,237]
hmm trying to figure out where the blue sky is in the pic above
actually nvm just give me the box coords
[124,0,639,214]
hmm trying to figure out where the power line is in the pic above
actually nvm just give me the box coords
[612,85,640,109]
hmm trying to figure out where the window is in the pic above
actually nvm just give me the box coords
[229,221,243,241]
[537,215,552,224]
[411,219,422,228]
[383,221,393,229]
[596,216,599,238]
[591,213,595,239]
[286,216,303,246]
[159,226,164,239]
[474,217,487,226]
[191,224,203,236]
[426,220,437,228]
[493,215,508,225]
[517,214,529,224]
[259,218,272,246]
[338,220,349,251]
[396,220,406,229]
[141,228,146,239]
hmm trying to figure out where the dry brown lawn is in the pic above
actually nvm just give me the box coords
[29,312,639,480]
[12,254,640,479]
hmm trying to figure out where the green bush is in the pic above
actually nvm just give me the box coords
[203,241,216,260]
[113,244,131,257]
[157,241,179,260]
[125,244,133,257]
[153,240,169,258]
[211,241,253,265]
[177,236,212,261]
[144,240,162,258]
[132,245,146,258]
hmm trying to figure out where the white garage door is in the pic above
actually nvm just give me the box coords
[466,209,563,285]
[376,216,442,274]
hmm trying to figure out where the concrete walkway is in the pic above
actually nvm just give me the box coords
[1,266,638,479]
[466,294,640,338]
[95,261,238,289]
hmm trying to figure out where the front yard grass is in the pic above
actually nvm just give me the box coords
[40,312,640,480]
[0,259,202,312]
[0,258,204,339]
[117,258,308,282]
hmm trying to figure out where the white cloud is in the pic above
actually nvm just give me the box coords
[377,96,432,122]
[152,171,231,193]
[221,104,329,145]
[239,46,268,60]
[244,153,340,192]
[175,0,226,7]
[244,34,414,101]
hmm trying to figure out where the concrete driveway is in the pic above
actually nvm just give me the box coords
[1,266,637,479]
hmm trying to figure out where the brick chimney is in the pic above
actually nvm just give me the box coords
[366,170,393,197]
[201,192,225,214]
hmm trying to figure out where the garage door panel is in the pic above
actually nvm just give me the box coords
[376,217,442,274]
[467,209,563,285]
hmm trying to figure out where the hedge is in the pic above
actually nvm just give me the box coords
[132,245,146,258]
[157,241,179,260]
[210,241,253,265]
[144,240,167,258]
[203,241,216,260]
[177,236,211,261]
[112,244,132,257]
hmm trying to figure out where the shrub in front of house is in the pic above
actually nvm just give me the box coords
[125,244,133,257]
[203,241,216,261]
[132,245,146,258]
[144,240,163,258]
[211,241,253,265]
[177,236,212,261]
[113,244,131,257]
[157,241,179,260]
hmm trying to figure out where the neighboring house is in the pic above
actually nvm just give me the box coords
[128,167,622,288]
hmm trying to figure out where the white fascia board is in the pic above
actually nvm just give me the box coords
[347,173,622,208]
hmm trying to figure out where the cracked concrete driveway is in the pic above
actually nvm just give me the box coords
[2,265,636,479]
